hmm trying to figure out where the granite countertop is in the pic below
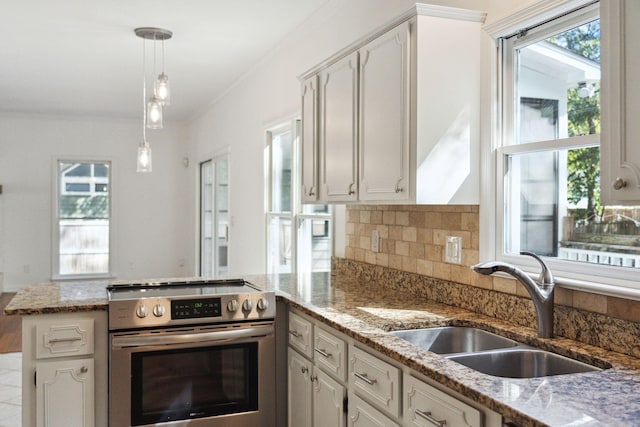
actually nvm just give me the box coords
[6,273,640,426]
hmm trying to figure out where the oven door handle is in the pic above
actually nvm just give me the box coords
[111,324,274,348]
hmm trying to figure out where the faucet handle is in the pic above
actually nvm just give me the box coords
[520,251,554,286]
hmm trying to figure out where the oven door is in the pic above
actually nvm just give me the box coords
[109,321,275,427]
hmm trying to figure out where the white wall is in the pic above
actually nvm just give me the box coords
[0,113,193,291]
[187,0,491,275]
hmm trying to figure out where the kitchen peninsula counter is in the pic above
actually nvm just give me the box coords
[6,272,640,426]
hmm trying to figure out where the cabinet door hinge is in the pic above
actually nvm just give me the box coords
[34,371,37,387]
[343,395,348,414]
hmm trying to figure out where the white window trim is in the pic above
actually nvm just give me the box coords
[482,0,640,301]
[265,118,334,274]
[52,157,114,281]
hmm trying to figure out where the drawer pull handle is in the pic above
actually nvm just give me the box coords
[314,348,332,358]
[48,336,82,344]
[353,371,376,385]
[289,330,301,338]
[415,409,447,427]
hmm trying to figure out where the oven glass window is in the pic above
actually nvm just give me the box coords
[130,343,258,425]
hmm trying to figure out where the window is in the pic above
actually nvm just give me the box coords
[265,120,332,274]
[495,2,640,289]
[55,160,110,277]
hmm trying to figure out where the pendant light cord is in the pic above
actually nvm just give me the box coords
[142,37,147,142]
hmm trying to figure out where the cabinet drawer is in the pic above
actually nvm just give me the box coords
[36,319,94,359]
[289,312,313,358]
[349,346,401,418]
[314,325,347,382]
[404,374,481,427]
[348,392,400,427]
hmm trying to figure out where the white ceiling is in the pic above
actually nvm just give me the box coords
[0,0,329,122]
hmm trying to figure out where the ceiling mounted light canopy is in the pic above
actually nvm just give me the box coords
[135,27,173,172]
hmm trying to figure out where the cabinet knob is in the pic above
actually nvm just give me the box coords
[613,177,627,190]
[308,187,315,196]
[395,180,404,194]
[348,183,355,195]
[80,366,88,374]
[301,366,308,374]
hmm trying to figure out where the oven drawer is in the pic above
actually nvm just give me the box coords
[36,319,94,359]
[314,325,347,382]
[349,346,401,418]
[289,311,313,358]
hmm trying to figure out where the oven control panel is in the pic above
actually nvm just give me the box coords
[172,298,222,319]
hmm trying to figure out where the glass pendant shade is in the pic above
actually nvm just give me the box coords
[137,141,152,172]
[155,73,170,105]
[146,96,163,129]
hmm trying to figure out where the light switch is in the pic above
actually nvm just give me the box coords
[445,236,462,264]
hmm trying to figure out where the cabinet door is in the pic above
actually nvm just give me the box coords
[288,349,313,427]
[36,358,94,427]
[601,0,640,204]
[313,368,346,427]
[358,21,410,201]
[302,75,319,202]
[319,52,359,202]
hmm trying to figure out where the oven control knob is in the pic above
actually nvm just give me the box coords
[257,298,269,311]
[242,299,254,312]
[227,299,239,313]
[135,304,148,318]
[153,304,165,317]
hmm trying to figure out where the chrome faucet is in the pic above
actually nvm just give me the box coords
[472,252,555,338]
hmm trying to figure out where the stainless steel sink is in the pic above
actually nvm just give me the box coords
[447,348,601,378]
[390,326,519,355]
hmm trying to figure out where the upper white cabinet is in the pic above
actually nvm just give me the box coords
[359,22,410,202]
[299,4,485,204]
[601,0,640,204]
[319,52,359,202]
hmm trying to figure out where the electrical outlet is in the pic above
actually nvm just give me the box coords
[445,236,462,264]
[372,230,380,253]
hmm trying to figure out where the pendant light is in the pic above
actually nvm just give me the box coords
[134,27,172,172]
[155,37,171,105]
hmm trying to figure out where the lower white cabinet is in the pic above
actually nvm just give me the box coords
[348,392,400,427]
[288,310,348,427]
[349,345,401,418]
[313,369,346,427]
[404,374,481,427]
[22,311,108,427]
[36,358,94,427]
[288,309,503,427]
[288,349,313,427]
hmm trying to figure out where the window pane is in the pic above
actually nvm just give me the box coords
[271,132,292,213]
[505,148,640,268]
[58,161,110,275]
[297,218,331,272]
[515,19,600,144]
[267,216,292,274]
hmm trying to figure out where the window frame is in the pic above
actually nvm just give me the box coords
[483,0,640,299]
[52,157,114,280]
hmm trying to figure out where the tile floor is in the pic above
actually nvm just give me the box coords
[0,352,21,427]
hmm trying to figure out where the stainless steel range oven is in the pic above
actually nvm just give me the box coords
[107,279,276,427]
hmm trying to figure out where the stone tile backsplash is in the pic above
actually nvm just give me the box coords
[341,204,640,357]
